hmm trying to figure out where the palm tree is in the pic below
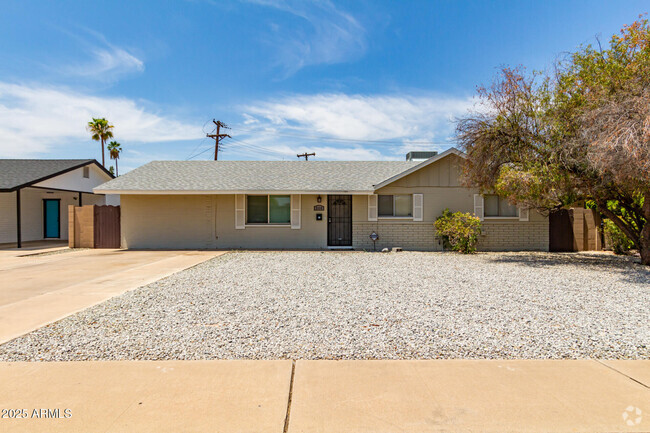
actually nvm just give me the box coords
[87,118,114,167]
[107,141,122,176]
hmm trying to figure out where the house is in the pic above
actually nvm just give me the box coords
[0,159,115,247]
[93,148,549,251]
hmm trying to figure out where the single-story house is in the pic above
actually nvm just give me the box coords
[94,148,549,251]
[0,159,115,247]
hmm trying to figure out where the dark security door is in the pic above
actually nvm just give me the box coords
[327,195,352,246]
[43,199,60,238]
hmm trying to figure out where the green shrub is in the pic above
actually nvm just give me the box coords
[603,219,634,254]
[434,208,482,254]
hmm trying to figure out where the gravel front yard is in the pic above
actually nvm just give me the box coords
[1,251,648,360]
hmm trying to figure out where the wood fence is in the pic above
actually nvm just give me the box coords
[68,205,121,248]
[549,208,602,252]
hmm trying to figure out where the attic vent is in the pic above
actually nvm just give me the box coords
[82,166,90,178]
[406,151,438,161]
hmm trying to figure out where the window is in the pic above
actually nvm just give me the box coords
[246,195,291,224]
[82,166,90,178]
[484,194,518,217]
[378,194,413,217]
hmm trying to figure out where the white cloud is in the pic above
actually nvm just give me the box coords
[236,93,474,159]
[67,46,144,79]
[227,134,388,161]
[244,0,366,75]
[0,82,201,157]
[56,29,144,81]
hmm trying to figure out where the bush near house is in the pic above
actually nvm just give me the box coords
[434,209,482,254]
[604,219,635,254]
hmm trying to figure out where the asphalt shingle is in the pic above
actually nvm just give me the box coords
[0,159,95,191]
[95,160,421,193]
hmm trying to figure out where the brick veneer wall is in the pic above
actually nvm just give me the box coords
[352,222,441,251]
[479,220,549,251]
[352,220,549,251]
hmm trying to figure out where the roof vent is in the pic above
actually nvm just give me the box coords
[406,151,438,161]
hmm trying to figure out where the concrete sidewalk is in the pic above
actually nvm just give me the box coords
[0,249,225,343]
[0,360,647,432]
[0,360,292,433]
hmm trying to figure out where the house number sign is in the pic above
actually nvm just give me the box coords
[314,205,324,211]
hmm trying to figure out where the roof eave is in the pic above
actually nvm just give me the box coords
[93,189,377,195]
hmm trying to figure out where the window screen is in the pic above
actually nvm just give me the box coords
[378,195,394,217]
[484,195,518,217]
[394,195,413,217]
[246,196,268,223]
[378,195,413,217]
[269,195,291,223]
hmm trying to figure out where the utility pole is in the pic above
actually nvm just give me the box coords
[297,152,315,161]
[206,120,231,160]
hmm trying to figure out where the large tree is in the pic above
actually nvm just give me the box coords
[456,17,650,264]
[87,118,114,167]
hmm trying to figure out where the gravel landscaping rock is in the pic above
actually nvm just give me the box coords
[1,251,648,360]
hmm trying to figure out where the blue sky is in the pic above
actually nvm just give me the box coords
[0,1,646,171]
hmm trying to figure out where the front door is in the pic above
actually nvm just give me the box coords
[43,199,60,238]
[327,195,352,246]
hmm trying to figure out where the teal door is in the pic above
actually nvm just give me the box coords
[43,199,60,238]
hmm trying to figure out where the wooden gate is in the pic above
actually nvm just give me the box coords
[94,205,121,248]
[549,209,574,252]
[549,208,602,252]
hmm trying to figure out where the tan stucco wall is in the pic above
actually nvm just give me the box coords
[215,194,327,249]
[120,194,329,249]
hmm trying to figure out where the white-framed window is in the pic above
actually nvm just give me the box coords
[378,194,413,217]
[246,195,291,224]
[484,194,518,217]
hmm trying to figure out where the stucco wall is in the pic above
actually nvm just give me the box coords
[0,188,105,243]
[0,192,17,243]
[33,164,112,193]
[215,194,327,249]
[120,194,329,249]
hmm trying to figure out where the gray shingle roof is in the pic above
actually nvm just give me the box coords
[0,159,97,191]
[95,160,421,193]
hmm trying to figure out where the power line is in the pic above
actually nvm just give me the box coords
[227,137,288,159]
[229,126,453,146]
[184,119,215,160]
[187,145,215,160]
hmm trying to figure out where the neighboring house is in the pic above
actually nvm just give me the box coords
[0,159,115,247]
[94,148,548,251]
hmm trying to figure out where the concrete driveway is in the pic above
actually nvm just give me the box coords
[0,249,224,343]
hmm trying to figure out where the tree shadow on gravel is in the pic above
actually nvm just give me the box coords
[485,252,650,285]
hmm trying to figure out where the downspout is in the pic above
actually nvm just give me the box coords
[16,188,21,248]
